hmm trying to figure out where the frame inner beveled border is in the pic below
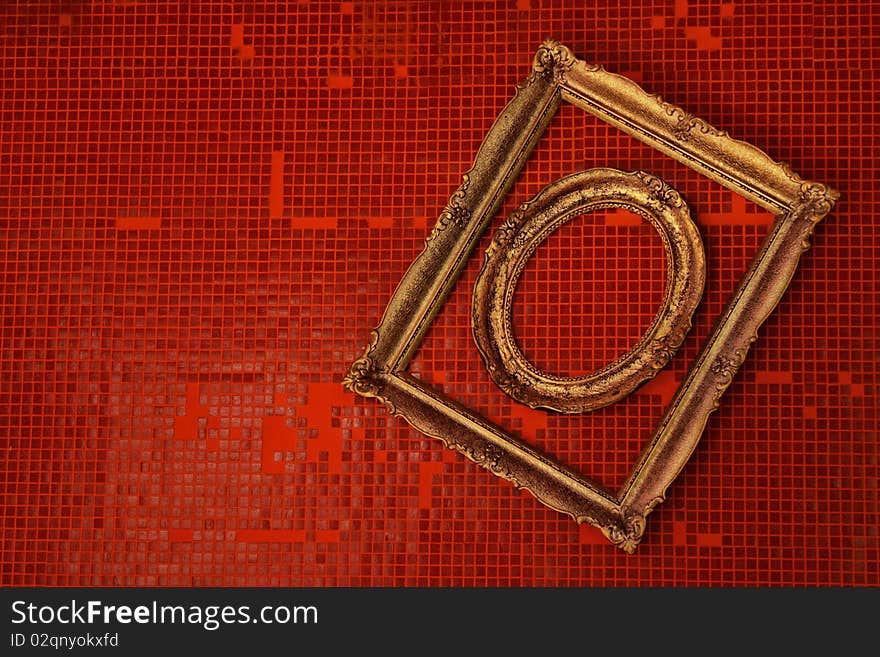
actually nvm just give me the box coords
[344,40,838,553]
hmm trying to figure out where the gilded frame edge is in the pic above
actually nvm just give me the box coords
[343,40,839,552]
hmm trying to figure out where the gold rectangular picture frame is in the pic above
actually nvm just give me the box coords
[344,41,838,552]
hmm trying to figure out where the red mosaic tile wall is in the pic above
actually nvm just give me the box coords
[1,1,877,586]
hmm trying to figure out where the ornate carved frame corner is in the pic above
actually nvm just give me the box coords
[344,40,839,553]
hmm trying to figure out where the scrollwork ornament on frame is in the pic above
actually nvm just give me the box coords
[531,39,577,83]
[426,174,472,242]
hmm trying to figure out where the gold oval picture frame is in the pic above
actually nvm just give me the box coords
[472,167,706,413]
